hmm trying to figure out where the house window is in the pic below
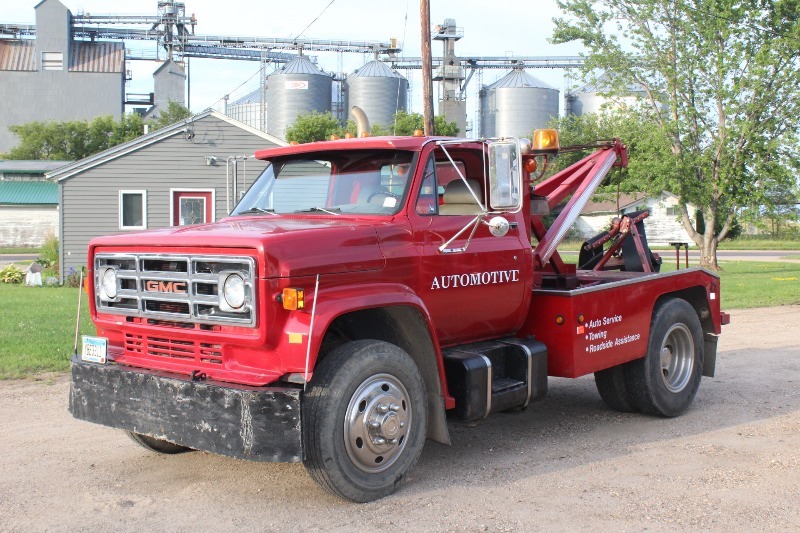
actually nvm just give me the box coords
[666,206,679,217]
[119,190,147,229]
[41,52,63,71]
[171,190,214,226]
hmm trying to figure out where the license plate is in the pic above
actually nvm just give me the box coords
[81,336,108,364]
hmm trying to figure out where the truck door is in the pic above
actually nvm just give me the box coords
[409,145,530,345]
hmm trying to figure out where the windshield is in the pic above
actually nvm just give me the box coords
[231,149,416,216]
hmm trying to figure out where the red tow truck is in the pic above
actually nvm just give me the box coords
[70,131,728,502]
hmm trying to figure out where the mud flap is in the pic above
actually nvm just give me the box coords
[703,334,718,378]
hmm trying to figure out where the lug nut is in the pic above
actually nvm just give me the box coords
[376,404,389,414]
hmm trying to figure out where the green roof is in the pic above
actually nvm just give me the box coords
[0,181,58,205]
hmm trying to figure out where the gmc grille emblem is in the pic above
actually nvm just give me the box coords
[145,280,188,294]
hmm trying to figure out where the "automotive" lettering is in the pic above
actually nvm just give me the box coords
[431,269,520,290]
[145,280,188,293]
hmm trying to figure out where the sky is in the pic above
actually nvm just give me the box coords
[3,0,586,129]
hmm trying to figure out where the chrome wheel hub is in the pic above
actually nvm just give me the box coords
[660,323,694,392]
[344,373,411,473]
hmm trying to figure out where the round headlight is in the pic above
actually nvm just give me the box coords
[101,268,117,299]
[223,273,246,309]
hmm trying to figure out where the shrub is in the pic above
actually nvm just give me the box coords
[0,264,25,284]
[39,234,59,277]
[64,267,84,288]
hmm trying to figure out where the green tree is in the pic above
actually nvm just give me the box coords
[553,0,800,269]
[285,111,347,143]
[374,111,460,137]
[286,110,460,143]
[3,114,144,160]
[148,100,193,130]
[548,110,675,182]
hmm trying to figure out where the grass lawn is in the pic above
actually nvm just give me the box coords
[1,259,798,379]
[0,247,42,255]
[557,254,799,308]
[718,239,800,251]
[0,284,94,379]
[715,261,800,309]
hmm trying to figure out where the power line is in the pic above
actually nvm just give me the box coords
[292,0,337,41]
[202,0,339,112]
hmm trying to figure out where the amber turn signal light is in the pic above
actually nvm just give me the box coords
[523,157,537,173]
[329,134,340,141]
[555,314,565,325]
[282,288,305,310]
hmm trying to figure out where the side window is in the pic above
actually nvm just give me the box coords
[415,149,482,216]
[415,156,438,215]
[119,190,146,230]
[435,156,481,216]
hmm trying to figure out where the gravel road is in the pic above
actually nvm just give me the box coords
[1,306,799,532]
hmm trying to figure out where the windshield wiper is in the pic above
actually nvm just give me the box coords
[294,207,341,216]
[237,207,278,216]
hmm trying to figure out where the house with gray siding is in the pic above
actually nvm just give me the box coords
[0,0,125,154]
[47,111,286,277]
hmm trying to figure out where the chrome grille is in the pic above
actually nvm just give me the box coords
[95,253,256,327]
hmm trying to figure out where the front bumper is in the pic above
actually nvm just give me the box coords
[69,356,302,462]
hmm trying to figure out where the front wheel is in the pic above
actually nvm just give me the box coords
[626,298,704,417]
[302,340,428,502]
[125,431,192,454]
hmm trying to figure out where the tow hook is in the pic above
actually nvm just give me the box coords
[190,370,207,382]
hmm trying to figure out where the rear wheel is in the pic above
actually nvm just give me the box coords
[125,431,191,454]
[302,340,427,502]
[594,364,638,413]
[626,298,703,417]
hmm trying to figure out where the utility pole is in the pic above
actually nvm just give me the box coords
[420,0,434,136]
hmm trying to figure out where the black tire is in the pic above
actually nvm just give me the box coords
[594,364,639,413]
[125,431,192,454]
[302,340,428,502]
[626,298,704,417]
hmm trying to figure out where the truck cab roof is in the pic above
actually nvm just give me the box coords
[253,136,465,160]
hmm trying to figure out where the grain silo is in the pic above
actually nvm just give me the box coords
[266,55,332,140]
[225,89,265,131]
[479,68,559,138]
[344,60,408,130]
[566,73,650,116]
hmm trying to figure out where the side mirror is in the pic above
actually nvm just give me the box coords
[485,216,510,237]
[488,140,522,212]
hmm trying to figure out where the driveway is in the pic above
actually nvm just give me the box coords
[1,305,799,531]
